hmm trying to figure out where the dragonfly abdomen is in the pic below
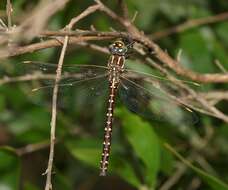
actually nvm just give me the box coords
[100,81,119,176]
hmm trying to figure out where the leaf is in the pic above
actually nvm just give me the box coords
[65,138,141,188]
[215,22,228,47]
[160,146,174,175]
[164,143,228,190]
[116,107,160,187]
[0,147,21,190]
[127,0,160,29]
[179,29,214,73]
[53,170,72,190]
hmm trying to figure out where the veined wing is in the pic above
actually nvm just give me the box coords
[124,68,200,87]
[119,70,201,125]
[19,61,110,108]
[22,61,109,89]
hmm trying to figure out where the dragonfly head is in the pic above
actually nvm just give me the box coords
[109,40,128,56]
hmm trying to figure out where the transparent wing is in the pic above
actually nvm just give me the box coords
[22,61,108,88]
[19,61,109,108]
[119,71,200,125]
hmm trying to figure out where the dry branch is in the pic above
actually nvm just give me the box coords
[43,3,102,190]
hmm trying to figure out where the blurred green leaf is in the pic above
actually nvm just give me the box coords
[0,94,6,112]
[24,182,40,190]
[160,146,174,175]
[131,0,159,29]
[65,138,141,188]
[116,107,160,187]
[0,147,20,190]
[66,138,101,168]
[179,29,214,73]
[164,143,228,190]
[216,22,228,47]
[54,170,72,190]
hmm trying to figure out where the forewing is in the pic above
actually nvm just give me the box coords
[18,61,109,108]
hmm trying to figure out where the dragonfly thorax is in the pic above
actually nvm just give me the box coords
[108,55,125,84]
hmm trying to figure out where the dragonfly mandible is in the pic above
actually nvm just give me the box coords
[22,38,199,176]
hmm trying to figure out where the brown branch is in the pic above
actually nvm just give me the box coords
[133,45,228,123]
[2,24,228,83]
[214,59,227,74]
[67,4,101,29]
[0,73,55,85]
[0,1,227,85]
[95,0,228,84]
[44,3,101,190]
[159,121,214,190]
[187,177,201,190]
[1,1,227,123]
[159,162,188,190]
[152,11,228,40]
[19,0,70,40]
[44,36,68,190]
[93,1,228,122]
[6,0,13,29]
[16,141,50,156]
[0,35,112,58]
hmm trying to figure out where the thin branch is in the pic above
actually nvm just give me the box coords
[16,141,50,156]
[95,0,228,83]
[159,162,188,190]
[186,177,201,190]
[2,27,228,84]
[151,11,228,40]
[0,73,56,85]
[6,0,13,29]
[44,35,69,190]
[0,35,112,58]
[159,122,214,190]
[19,0,70,40]
[133,45,228,123]
[67,4,101,29]
[44,3,101,190]
[214,59,227,74]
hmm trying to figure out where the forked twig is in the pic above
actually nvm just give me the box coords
[44,3,101,190]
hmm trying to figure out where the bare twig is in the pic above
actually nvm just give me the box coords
[187,177,201,190]
[159,162,188,190]
[44,35,69,190]
[2,27,228,84]
[159,122,214,190]
[16,141,50,156]
[0,73,55,85]
[19,0,70,40]
[6,0,13,29]
[44,4,101,190]
[95,0,228,83]
[0,35,112,58]
[67,4,101,29]
[93,0,228,123]
[214,59,227,74]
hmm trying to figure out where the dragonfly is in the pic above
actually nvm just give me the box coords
[22,38,200,176]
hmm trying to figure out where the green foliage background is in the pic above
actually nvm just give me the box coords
[0,0,228,189]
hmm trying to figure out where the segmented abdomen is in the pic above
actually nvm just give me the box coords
[99,81,118,176]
